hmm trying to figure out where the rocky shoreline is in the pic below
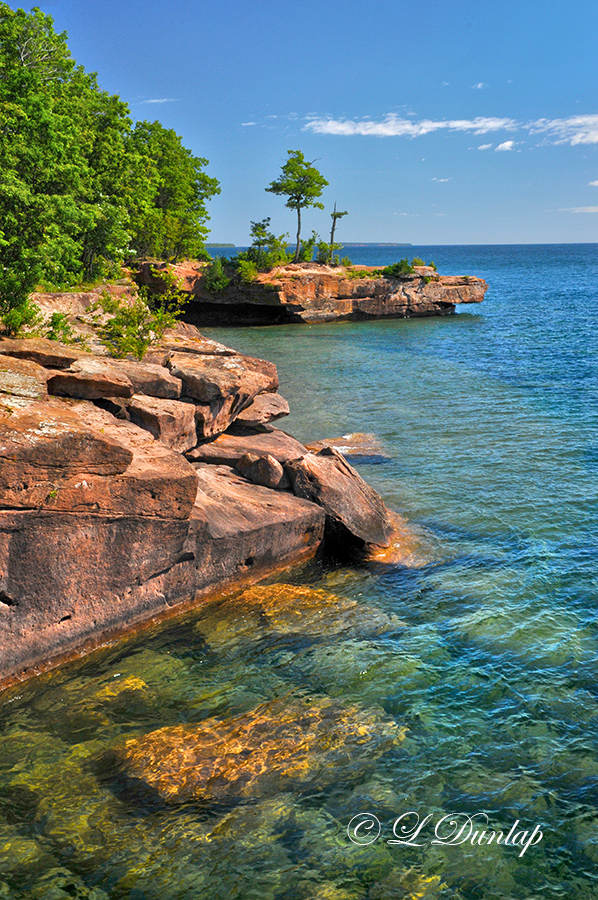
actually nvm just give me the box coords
[0,267,484,686]
[0,325,401,687]
[139,261,488,325]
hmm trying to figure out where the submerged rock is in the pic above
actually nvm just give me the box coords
[194,582,405,650]
[115,697,405,802]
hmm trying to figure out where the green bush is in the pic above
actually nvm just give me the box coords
[381,258,415,277]
[44,312,76,343]
[91,268,186,359]
[203,257,230,292]
[234,218,291,271]
[340,256,353,267]
[237,259,258,283]
[297,230,318,262]
[317,240,343,265]
[411,256,425,267]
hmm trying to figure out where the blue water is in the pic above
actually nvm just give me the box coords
[0,244,597,899]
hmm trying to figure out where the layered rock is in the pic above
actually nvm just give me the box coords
[139,261,487,325]
[0,324,408,685]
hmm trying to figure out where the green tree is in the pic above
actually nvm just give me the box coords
[266,150,328,262]
[0,4,220,332]
[328,202,348,262]
[127,121,220,262]
[237,217,290,270]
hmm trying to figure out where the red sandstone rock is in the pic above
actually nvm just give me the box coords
[128,394,197,453]
[186,425,306,465]
[0,400,198,518]
[114,360,182,399]
[0,337,81,369]
[0,355,49,401]
[150,261,487,324]
[158,335,237,357]
[285,446,394,551]
[47,357,134,399]
[0,449,324,683]
[168,351,278,438]
[236,451,289,490]
[234,391,290,427]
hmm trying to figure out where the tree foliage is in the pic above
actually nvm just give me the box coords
[0,3,218,333]
[266,151,328,262]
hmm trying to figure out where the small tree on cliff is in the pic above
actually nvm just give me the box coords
[266,151,328,262]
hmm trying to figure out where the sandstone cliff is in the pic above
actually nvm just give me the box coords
[139,261,487,325]
[0,316,405,686]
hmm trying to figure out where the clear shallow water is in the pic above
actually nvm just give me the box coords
[1,244,597,899]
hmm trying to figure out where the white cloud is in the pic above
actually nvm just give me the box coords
[589,180,598,186]
[304,113,518,137]
[302,109,598,148]
[560,206,598,213]
[472,82,487,90]
[241,121,256,126]
[140,98,177,104]
[530,114,598,145]
[432,177,451,182]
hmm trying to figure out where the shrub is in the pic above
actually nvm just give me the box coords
[340,256,353,267]
[412,256,426,267]
[382,258,415,277]
[0,261,42,335]
[45,312,76,344]
[317,240,342,264]
[203,257,230,292]
[297,230,318,262]
[91,268,186,359]
[237,259,258,283]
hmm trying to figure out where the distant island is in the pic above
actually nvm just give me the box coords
[211,242,414,249]
[338,242,413,247]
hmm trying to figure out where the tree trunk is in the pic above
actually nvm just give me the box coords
[294,207,302,262]
[329,202,338,264]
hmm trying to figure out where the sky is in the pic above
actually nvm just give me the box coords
[15,0,598,244]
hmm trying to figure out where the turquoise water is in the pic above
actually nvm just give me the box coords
[1,244,597,899]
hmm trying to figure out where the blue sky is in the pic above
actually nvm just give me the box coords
[22,0,598,244]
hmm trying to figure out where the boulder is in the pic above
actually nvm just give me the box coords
[47,357,134,399]
[168,351,278,437]
[234,391,290,427]
[190,463,323,561]
[285,446,394,551]
[236,451,289,490]
[128,394,197,453]
[186,424,306,466]
[0,355,49,401]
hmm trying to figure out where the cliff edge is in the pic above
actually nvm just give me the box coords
[0,317,405,686]
[139,262,488,326]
